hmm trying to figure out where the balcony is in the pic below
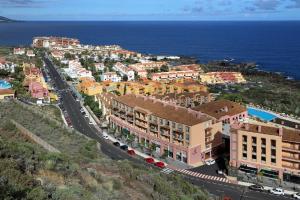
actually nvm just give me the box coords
[173,134,184,142]
[282,155,300,163]
[160,125,170,130]
[150,127,158,133]
[282,164,300,170]
[126,112,133,116]
[135,114,147,122]
[135,121,148,129]
[282,146,300,153]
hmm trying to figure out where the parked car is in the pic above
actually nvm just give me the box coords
[102,135,109,140]
[205,159,216,166]
[89,121,94,125]
[269,188,284,195]
[120,145,128,151]
[145,157,155,164]
[113,142,120,147]
[155,162,165,169]
[127,149,136,156]
[249,184,264,192]
[293,193,300,199]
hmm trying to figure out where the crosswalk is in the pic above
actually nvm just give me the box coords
[176,169,230,183]
[161,168,174,174]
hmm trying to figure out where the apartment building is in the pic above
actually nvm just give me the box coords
[129,61,167,78]
[109,94,223,166]
[95,92,116,121]
[154,91,212,108]
[64,60,92,79]
[192,99,248,125]
[150,70,199,81]
[100,72,122,82]
[26,50,35,57]
[200,72,246,84]
[33,37,80,48]
[77,77,102,96]
[230,123,300,181]
[13,48,25,55]
[113,62,135,81]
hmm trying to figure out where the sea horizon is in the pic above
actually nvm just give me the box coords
[1,21,300,80]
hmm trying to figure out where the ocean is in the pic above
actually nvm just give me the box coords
[0,21,300,80]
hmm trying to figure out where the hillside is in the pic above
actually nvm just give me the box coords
[0,16,17,22]
[0,101,210,200]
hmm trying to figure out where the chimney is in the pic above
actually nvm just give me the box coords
[257,125,261,133]
[245,123,249,130]
[278,127,283,136]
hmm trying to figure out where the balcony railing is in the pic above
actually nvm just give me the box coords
[282,146,300,153]
[282,156,300,163]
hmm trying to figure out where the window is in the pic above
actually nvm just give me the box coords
[172,122,176,128]
[271,149,276,156]
[261,138,266,146]
[261,156,266,162]
[252,137,257,144]
[271,158,276,164]
[261,148,266,155]
[185,126,190,133]
[242,135,247,142]
[185,133,190,141]
[242,153,247,159]
[252,154,257,160]
[252,146,257,153]
[160,119,163,125]
[271,140,276,147]
[243,144,247,151]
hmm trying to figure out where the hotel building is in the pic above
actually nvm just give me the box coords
[150,70,199,81]
[153,91,212,108]
[200,72,246,84]
[230,123,300,181]
[109,94,223,166]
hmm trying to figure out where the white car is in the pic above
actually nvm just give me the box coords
[205,159,216,166]
[293,193,300,199]
[89,121,94,125]
[270,188,284,195]
[102,135,109,140]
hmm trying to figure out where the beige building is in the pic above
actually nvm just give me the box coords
[230,123,300,180]
[110,94,223,166]
[153,91,212,108]
[95,92,116,121]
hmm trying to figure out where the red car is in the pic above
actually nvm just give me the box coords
[145,157,155,164]
[155,161,165,168]
[127,149,136,156]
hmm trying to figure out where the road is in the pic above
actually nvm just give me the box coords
[43,57,293,200]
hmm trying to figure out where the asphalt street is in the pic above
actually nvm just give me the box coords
[43,56,293,200]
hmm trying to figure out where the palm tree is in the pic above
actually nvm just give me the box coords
[126,134,135,147]
[149,143,157,157]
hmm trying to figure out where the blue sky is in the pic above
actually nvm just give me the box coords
[1,0,300,20]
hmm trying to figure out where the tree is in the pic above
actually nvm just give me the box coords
[122,75,128,81]
[126,134,135,147]
[160,65,169,72]
[64,52,75,60]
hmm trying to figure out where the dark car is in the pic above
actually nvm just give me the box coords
[120,145,128,151]
[113,142,120,147]
[249,184,264,192]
